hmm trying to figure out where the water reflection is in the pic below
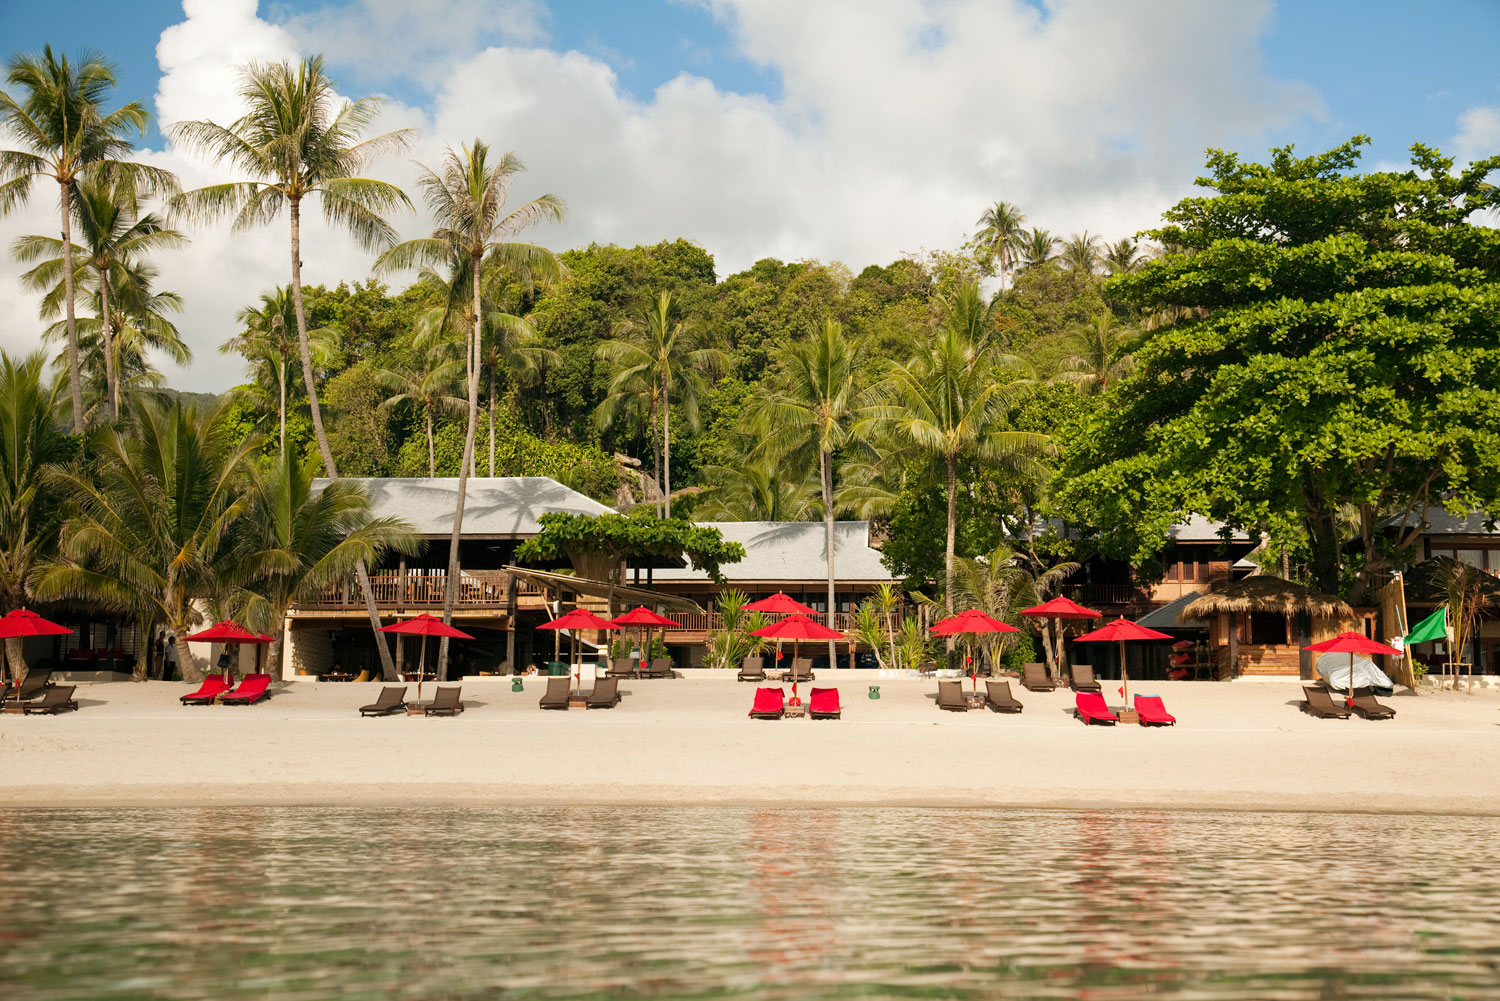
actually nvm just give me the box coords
[2,807,1499,999]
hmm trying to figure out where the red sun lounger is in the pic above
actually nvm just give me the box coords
[1074,692,1118,725]
[220,673,271,705]
[808,687,841,720]
[749,687,785,720]
[1133,694,1176,726]
[180,673,229,706]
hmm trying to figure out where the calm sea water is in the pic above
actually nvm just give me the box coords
[2,806,1498,999]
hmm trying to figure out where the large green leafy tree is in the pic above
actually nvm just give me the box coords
[32,397,259,682]
[1059,138,1500,602]
[0,46,175,431]
[14,177,186,418]
[0,352,73,685]
[375,139,564,679]
[168,55,414,678]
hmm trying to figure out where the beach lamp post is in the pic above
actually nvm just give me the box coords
[751,613,843,706]
[537,608,619,691]
[1072,617,1174,708]
[0,609,73,692]
[1019,596,1102,686]
[1302,631,1403,703]
[608,607,679,673]
[183,621,275,684]
[744,593,817,669]
[378,614,475,701]
[930,609,1019,692]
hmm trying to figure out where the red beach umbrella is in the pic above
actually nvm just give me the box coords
[931,609,1020,691]
[184,620,275,684]
[1020,596,1103,685]
[752,614,843,704]
[1303,631,1402,702]
[380,614,476,700]
[0,609,72,693]
[745,593,817,616]
[1073,617,1173,707]
[538,608,620,690]
[609,606,679,674]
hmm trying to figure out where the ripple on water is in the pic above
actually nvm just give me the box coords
[1,807,1499,999]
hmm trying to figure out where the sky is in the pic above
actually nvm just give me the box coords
[1,0,1497,392]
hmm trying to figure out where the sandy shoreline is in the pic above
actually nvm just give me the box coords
[2,676,1497,814]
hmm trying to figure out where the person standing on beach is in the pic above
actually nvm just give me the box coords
[163,637,178,682]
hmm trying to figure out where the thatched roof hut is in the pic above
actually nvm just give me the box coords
[1182,576,1352,619]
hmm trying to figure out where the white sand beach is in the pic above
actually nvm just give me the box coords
[1,676,1497,814]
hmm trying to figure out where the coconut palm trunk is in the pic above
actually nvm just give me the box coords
[277,357,287,452]
[488,366,496,475]
[662,371,672,518]
[944,455,959,666]
[97,266,118,419]
[822,449,837,669]
[288,197,397,681]
[58,182,85,431]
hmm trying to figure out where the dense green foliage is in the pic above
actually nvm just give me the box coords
[514,509,746,585]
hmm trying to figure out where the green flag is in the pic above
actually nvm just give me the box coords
[1405,606,1447,645]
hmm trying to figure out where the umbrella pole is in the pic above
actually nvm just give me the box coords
[418,633,427,701]
[1119,639,1128,707]
[1348,651,1354,703]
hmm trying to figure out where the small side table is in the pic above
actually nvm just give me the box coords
[783,703,805,718]
[405,703,428,716]
[963,691,986,709]
[568,697,587,709]
[1117,708,1140,725]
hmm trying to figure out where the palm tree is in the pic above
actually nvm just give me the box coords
[43,283,190,411]
[1060,231,1102,274]
[478,304,554,476]
[13,177,186,417]
[746,318,864,667]
[867,287,1048,632]
[596,291,725,519]
[168,55,414,679]
[1051,314,1134,394]
[224,287,337,450]
[973,201,1027,288]
[31,397,259,682]
[0,46,176,431]
[374,139,563,679]
[1102,237,1146,275]
[1018,228,1057,270]
[224,447,419,675]
[0,352,70,685]
[697,459,821,521]
[375,332,466,476]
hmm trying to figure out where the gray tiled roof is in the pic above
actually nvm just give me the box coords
[1165,515,1251,542]
[317,477,614,537]
[651,521,894,583]
[1382,509,1500,535]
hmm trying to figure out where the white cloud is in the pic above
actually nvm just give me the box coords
[1451,104,1500,166]
[0,0,1325,391]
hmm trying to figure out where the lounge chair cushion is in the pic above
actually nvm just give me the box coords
[808,687,840,718]
[749,687,785,719]
[1133,694,1176,725]
[1075,692,1118,725]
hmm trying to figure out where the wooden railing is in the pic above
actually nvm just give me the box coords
[658,611,878,634]
[1059,583,1146,607]
[297,571,516,611]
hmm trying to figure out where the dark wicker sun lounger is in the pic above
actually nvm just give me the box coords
[539,676,571,710]
[587,676,621,708]
[748,687,785,720]
[809,687,841,719]
[1349,686,1396,720]
[425,685,464,716]
[1074,692,1118,725]
[1020,662,1056,692]
[738,656,766,682]
[180,673,229,706]
[7,669,55,702]
[784,658,815,683]
[644,658,674,679]
[607,657,636,678]
[937,680,968,712]
[984,680,1024,713]
[1069,662,1103,693]
[23,685,77,714]
[359,686,409,716]
[1303,686,1351,719]
[220,673,271,705]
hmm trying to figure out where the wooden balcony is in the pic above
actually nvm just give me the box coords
[1059,583,1149,607]
[656,610,884,635]
[295,571,541,613]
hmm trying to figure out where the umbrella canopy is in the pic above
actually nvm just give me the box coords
[609,607,678,627]
[378,614,476,700]
[930,609,1018,635]
[1074,617,1174,706]
[752,614,844,641]
[1019,596,1103,619]
[0,608,72,638]
[1303,631,1402,701]
[538,608,619,690]
[745,593,817,616]
[184,620,273,644]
